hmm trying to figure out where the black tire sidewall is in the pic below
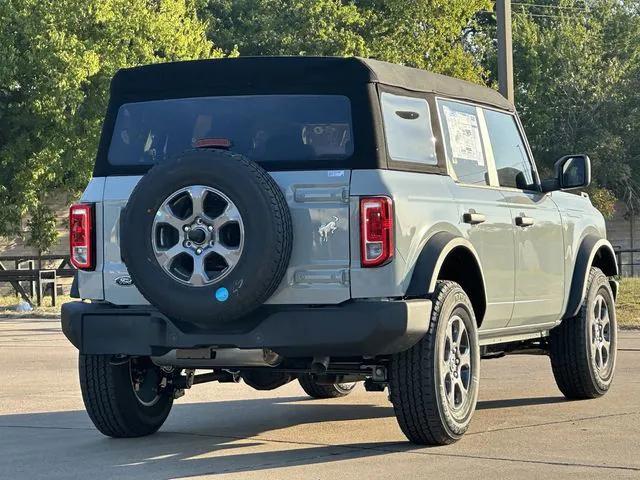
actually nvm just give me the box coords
[121,150,292,327]
[433,287,480,438]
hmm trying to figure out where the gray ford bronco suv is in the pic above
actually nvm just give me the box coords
[63,56,619,446]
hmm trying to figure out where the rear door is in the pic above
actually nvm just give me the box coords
[481,108,565,326]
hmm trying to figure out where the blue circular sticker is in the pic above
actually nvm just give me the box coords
[215,287,229,302]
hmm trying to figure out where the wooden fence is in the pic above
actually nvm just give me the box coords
[0,255,75,306]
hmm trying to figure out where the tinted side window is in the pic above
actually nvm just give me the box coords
[483,109,535,190]
[380,92,437,165]
[438,100,489,185]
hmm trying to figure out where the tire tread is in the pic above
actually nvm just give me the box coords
[390,281,472,445]
[549,267,614,399]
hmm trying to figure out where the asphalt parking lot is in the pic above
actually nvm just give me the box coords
[0,317,639,479]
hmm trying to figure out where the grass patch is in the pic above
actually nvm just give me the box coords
[615,278,640,328]
[0,294,73,317]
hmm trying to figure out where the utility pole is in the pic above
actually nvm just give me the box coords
[496,0,514,103]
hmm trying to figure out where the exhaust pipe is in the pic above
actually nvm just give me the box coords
[310,356,330,374]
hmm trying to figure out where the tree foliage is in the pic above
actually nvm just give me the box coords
[4,0,637,248]
[0,0,218,250]
[25,204,59,255]
[198,0,491,81]
[506,0,640,214]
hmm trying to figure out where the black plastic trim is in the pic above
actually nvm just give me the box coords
[61,299,431,357]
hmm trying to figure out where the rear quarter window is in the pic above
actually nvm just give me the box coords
[380,92,437,165]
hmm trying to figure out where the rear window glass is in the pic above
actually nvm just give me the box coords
[108,95,353,165]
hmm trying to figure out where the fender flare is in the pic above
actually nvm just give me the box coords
[406,231,487,322]
[563,236,618,319]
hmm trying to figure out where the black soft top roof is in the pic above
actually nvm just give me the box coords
[111,56,514,112]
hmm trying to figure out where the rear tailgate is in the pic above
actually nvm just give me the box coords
[100,170,352,305]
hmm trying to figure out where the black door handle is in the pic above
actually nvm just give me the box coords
[463,212,486,225]
[516,216,534,227]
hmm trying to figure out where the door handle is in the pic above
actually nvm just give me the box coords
[463,212,486,225]
[515,216,534,227]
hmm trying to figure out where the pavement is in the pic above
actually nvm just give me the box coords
[0,317,639,479]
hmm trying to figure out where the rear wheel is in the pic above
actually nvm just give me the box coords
[390,281,480,445]
[549,267,617,399]
[298,375,356,399]
[79,354,174,438]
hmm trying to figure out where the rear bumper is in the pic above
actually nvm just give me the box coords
[61,299,431,357]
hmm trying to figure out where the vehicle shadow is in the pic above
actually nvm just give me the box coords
[0,394,569,479]
[477,395,567,410]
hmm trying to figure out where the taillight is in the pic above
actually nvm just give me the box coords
[360,196,394,267]
[69,203,94,270]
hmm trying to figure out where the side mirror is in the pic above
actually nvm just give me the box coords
[541,154,591,192]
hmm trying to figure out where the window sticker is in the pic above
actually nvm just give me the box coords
[443,106,484,166]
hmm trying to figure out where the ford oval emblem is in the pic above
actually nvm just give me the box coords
[115,275,134,286]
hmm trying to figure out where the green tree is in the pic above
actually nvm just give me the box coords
[503,0,640,215]
[25,204,59,266]
[198,0,491,81]
[0,0,220,248]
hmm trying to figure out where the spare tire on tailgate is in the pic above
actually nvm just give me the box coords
[120,149,293,328]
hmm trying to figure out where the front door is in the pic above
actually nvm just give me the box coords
[481,108,565,326]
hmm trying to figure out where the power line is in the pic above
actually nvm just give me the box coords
[511,2,590,11]
[513,11,589,19]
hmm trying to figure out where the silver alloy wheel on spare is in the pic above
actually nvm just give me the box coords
[152,185,245,286]
[441,314,473,412]
[590,293,613,376]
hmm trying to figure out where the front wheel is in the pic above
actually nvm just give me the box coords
[549,267,617,399]
[390,281,480,445]
[79,354,174,437]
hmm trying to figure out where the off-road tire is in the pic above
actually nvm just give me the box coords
[390,281,480,445]
[79,354,173,438]
[298,375,356,399]
[549,267,617,399]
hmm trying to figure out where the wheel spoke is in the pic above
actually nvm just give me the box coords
[155,204,183,230]
[156,244,184,269]
[212,203,241,230]
[187,186,208,221]
[459,349,471,369]
[189,253,209,286]
[457,376,468,394]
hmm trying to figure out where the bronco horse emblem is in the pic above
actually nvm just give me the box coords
[318,216,339,243]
